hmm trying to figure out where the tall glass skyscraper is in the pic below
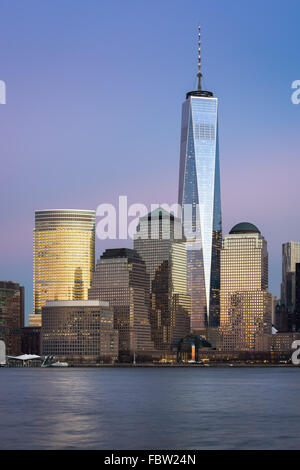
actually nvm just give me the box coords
[178,27,222,330]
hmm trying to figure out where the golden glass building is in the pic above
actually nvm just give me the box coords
[32,209,95,326]
[219,222,272,351]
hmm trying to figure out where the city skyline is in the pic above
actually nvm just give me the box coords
[0,0,300,321]
[1,1,300,455]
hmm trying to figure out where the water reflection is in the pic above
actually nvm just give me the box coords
[0,368,300,449]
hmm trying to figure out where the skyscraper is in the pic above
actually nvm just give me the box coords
[32,209,95,326]
[219,223,272,351]
[294,263,300,331]
[0,281,24,355]
[88,248,154,360]
[134,208,190,351]
[178,27,222,331]
[281,242,300,312]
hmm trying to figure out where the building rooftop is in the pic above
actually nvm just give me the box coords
[229,222,261,235]
[35,209,95,213]
[186,90,214,99]
[45,300,109,308]
[100,248,143,263]
[138,207,180,221]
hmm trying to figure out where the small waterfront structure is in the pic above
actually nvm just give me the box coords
[7,354,42,367]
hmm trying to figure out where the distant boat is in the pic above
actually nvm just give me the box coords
[41,355,68,368]
[50,361,68,368]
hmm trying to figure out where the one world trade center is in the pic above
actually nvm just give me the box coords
[178,26,222,331]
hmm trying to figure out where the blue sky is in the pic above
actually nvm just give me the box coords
[0,0,300,321]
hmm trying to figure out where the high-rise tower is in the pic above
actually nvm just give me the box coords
[219,223,272,351]
[134,208,190,351]
[32,209,95,326]
[178,26,222,331]
[88,248,154,360]
[281,242,300,311]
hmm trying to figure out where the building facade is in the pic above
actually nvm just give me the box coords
[0,281,24,355]
[281,241,300,310]
[271,331,300,353]
[177,334,212,362]
[134,208,190,351]
[281,242,300,330]
[41,300,118,363]
[88,248,154,360]
[32,209,95,326]
[22,327,41,355]
[294,263,300,331]
[219,223,272,351]
[178,30,222,331]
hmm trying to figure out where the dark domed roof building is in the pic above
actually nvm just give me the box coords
[229,222,260,235]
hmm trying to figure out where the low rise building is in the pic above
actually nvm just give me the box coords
[271,332,300,353]
[41,300,118,364]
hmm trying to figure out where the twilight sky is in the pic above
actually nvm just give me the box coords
[0,0,299,322]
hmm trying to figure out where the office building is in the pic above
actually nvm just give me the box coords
[281,242,300,312]
[88,248,154,360]
[134,208,190,351]
[271,296,278,325]
[178,27,222,330]
[271,331,300,353]
[21,327,41,355]
[219,223,272,351]
[41,300,118,363]
[0,281,24,355]
[294,263,300,331]
[32,209,95,326]
[28,314,42,327]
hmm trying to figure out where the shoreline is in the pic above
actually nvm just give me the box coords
[3,363,299,369]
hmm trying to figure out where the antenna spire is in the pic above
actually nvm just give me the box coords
[197,25,202,91]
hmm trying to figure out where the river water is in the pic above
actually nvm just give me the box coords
[0,367,299,449]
